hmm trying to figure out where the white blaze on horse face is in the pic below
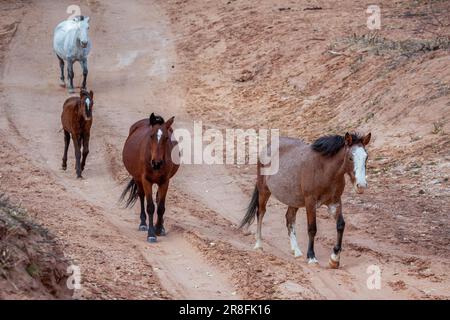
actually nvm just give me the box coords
[85,97,90,111]
[351,146,368,189]
[157,129,163,143]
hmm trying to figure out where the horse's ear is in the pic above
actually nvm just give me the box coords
[362,132,371,146]
[89,90,94,99]
[344,132,352,146]
[165,116,175,129]
[149,113,157,126]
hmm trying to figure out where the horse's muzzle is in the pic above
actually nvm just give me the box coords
[151,160,163,170]
[81,41,88,48]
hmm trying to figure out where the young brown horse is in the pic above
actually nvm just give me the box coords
[120,113,179,243]
[240,132,371,268]
[61,89,94,178]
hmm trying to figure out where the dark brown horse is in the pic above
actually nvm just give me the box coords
[61,89,94,178]
[240,132,371,268]
[120,113,179,243]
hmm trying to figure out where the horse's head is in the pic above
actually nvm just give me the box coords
[148,113,174,171]
[80,89,94,120]
[343,132,371,194]
[76,16,90,48]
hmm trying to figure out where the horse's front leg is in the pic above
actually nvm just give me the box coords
[62,130,70,170]
[155,181,169,236]
[305,197,318,264]
[57,56,65,87]
[80,133,90,172]
[328,201,345,269]
[67,58,75,93]
[72,134,82,178]
[138,190,147,231]
[143,180,156,242]
[81,58,88,90]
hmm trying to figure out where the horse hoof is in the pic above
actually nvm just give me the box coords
[147,236,157,243]
[329,258,340,269]
[62,165,67,171]
[307,257,319,265]
[329,253,340,269]
[76,175,83,179]
[294,250,303,258]
[59,81,66,88]
[156,228,166,236]
[138,225,148,231]
[68,88,75,94]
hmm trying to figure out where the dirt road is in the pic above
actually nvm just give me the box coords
[0,0,448,299]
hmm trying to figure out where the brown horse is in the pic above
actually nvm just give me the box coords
[240,132,371,268]
[120,113,179,243]
[61,89,94,178]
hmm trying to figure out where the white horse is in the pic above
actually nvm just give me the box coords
[53,16,91,93]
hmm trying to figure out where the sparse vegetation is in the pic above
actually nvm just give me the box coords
[432,121,444,135]
[0,193,72,299]
[341,33,450,58]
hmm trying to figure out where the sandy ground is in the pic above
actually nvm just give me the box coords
[0,0,449,299]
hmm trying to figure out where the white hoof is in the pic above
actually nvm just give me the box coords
[330,252,340,262]
[253,242,263,251]
[294,249,303,258]
[308,257,319,264]
[329,252,340,269]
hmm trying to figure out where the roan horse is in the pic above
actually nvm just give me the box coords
[120,113,179,243]
[53,16,91,93]
[61,89,94,178]
[240,132,371,268]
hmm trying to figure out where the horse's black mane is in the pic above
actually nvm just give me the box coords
[311,133,363,157]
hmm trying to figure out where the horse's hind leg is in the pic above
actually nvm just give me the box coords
[57,56,65,87]
[328,201,345,269]
[62,130,70,170]
[286,206,302,257]
[254,183,270,250]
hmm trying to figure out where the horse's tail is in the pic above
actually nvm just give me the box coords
[239,185,259,229]
[119,178,139,208]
